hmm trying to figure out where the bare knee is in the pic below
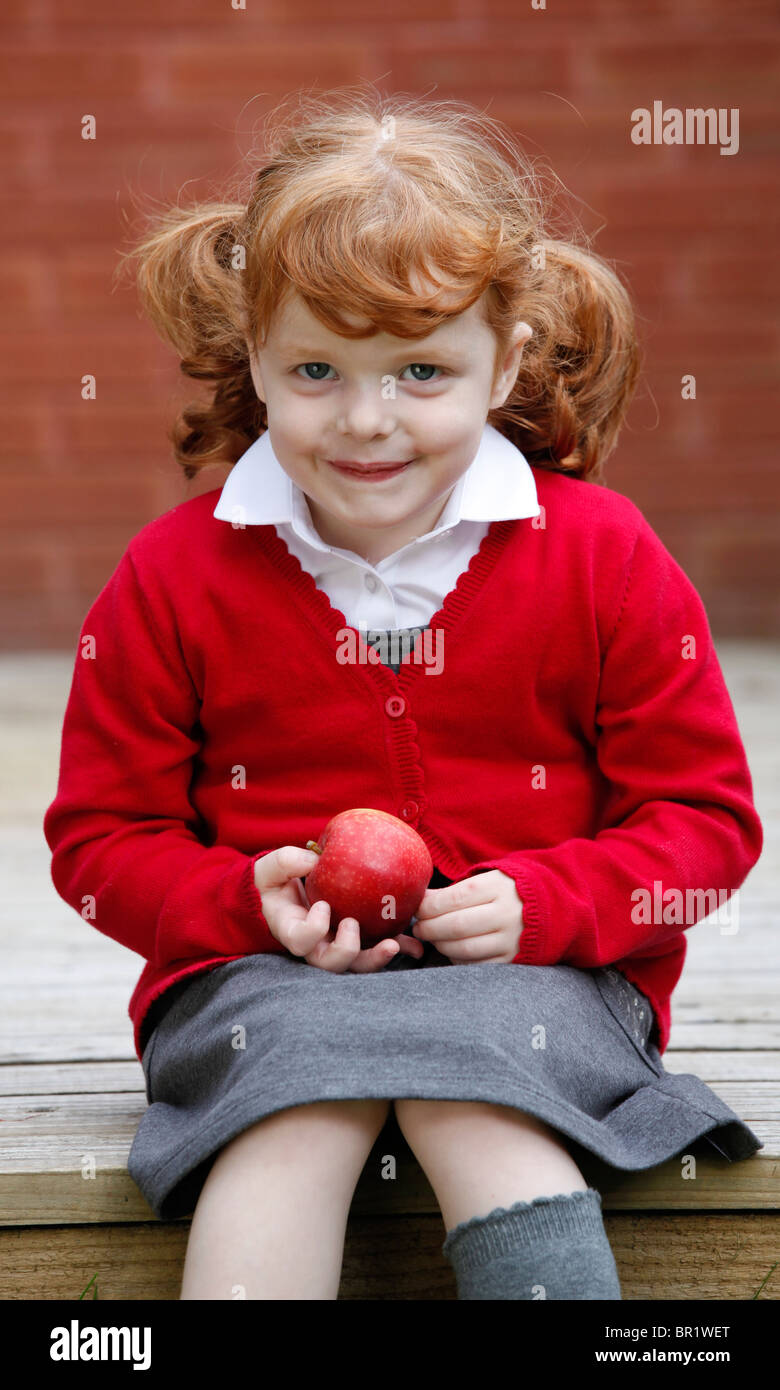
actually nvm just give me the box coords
[391,1099,588,1228]
[392,1098,579,1175]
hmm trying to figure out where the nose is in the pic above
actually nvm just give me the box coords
[336,380,397,439]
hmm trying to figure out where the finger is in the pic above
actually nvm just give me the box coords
[257,845,321,893]
[306,917,364,973]
[413,902,501,942]
[394,933,425,959]
[434,932,506,963]
[414,876,493,919]
[284,899,334,957]
[349,938,402,973]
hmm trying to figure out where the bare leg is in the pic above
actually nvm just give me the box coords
[392,1099,589,1231]
[180,1098,390,1300]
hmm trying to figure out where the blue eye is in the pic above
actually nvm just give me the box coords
[296,362,333,381]
[400,364,441,382]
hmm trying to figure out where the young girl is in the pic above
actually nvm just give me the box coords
[43,89,764,1301]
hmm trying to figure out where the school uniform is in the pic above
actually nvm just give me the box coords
[43,423,764,1221]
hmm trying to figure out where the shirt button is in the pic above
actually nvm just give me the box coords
[364,574,378,592]
[385,695,406,718]
[401,800,419,820]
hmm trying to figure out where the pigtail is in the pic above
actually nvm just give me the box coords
[114,203,265,480]
[493,241,642,484]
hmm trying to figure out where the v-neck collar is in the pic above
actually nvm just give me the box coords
[255,518,520,693]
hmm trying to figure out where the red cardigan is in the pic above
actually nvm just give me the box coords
[43,469,763,1062]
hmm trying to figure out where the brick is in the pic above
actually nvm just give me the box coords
[618,250,780,303]
[44,0,459,26]
[0,328,184,381]
[8,196,146,247]
[384,42,574,93]
[167,42,369,102]
[51,133,228,198]
[459,0,778,21]
[588,38,779,95]
[0,48,145,103]
[0,542,49,598]
[2,476,160,529]
[0,256,52,315]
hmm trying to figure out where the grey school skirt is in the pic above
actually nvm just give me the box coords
[128,932,763,1221]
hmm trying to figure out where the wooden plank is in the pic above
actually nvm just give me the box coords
[3,1019,780,1065]
[667,1023,780,1049]
[671,996,779,1019]
[0,1214,776,1300]
[1,1085,778,1156]
[340,1212,780,1302]
[2,1051,778,1100]
[0,1081,776,1151]
[3,1002,778,1056]
[1,1051,779,1103]
[0,1092,777,1225]
[1,1143,778,1225]
[663,1052,780,1082]
[0,1063,145,1096]
[0,1035,135,1065]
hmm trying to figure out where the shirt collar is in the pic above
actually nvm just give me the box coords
[212,422,540,546]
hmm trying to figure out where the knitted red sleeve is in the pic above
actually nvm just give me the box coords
[43,544,287,971]
[470,515,764,969]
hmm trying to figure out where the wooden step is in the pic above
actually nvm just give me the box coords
[1,643,778,1299]
[1,1212,778,1301]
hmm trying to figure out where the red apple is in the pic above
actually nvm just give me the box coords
[302,807,433,948]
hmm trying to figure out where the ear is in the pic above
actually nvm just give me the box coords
[245,337,266,403]
[489,321,533,411]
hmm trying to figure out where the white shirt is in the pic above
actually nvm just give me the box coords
[213,422,540,632]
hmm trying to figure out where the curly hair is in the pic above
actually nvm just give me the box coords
[115,84,642,484]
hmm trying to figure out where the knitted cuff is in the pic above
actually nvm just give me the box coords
[441,1187,605,1269]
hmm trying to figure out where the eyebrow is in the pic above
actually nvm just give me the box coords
[277,340,464,361]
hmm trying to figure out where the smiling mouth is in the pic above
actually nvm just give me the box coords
[326,459,416,478]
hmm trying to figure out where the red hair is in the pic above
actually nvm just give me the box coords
[116,85,642,484]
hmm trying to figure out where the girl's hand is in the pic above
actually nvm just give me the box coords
[411,869,524,963]
[254,847,425,973]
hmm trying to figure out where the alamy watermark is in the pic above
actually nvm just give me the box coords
[336,621,444,675]
[631,881,740,934]
[631,102,739,156]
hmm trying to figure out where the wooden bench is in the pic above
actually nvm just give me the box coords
[1,647,778,1300]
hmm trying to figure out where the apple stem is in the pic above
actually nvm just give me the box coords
[305,840,322,855]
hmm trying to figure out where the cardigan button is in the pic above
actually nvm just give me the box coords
[385,695,406,718]
[401,800,419,820]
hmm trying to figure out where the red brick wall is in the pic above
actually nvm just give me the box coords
[2,0,778,645]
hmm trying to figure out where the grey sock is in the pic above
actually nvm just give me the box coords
[441,1187,622,1300]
